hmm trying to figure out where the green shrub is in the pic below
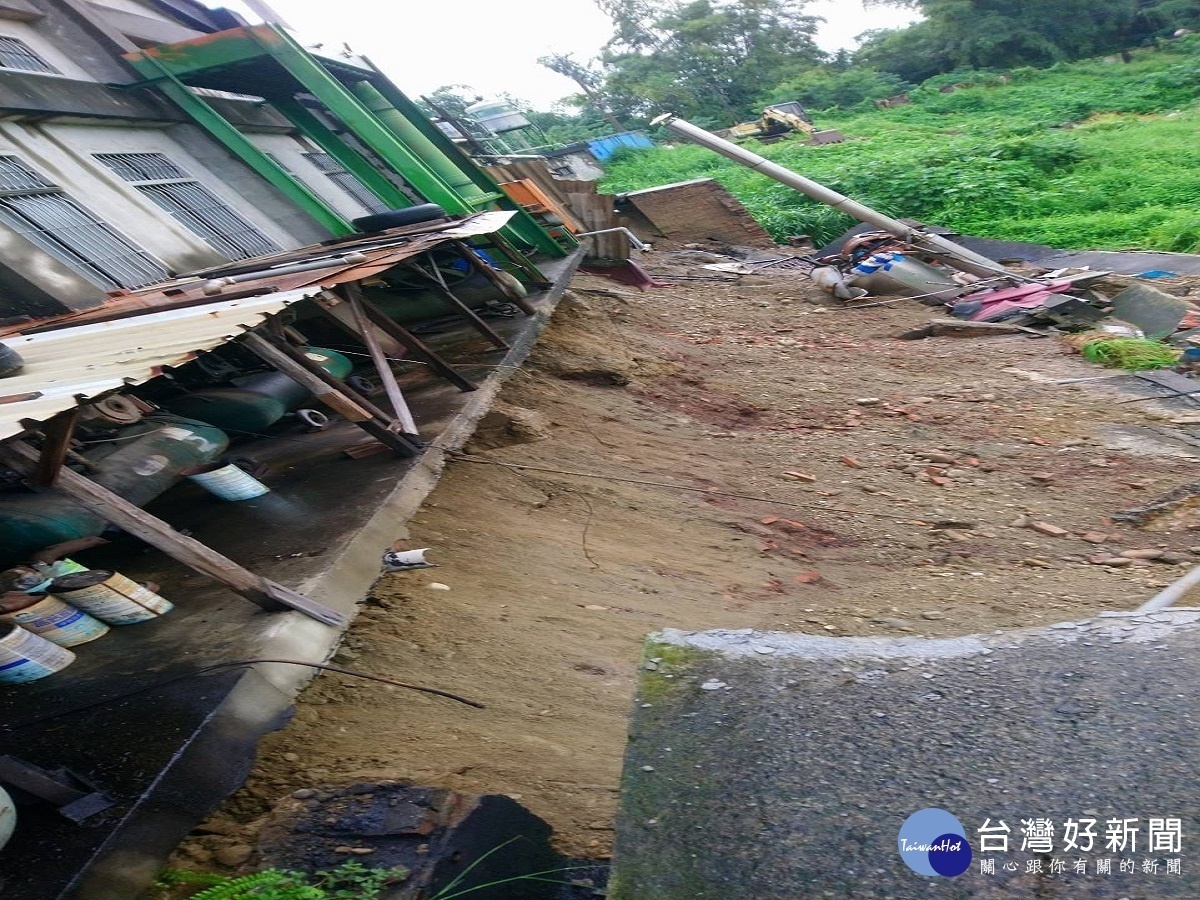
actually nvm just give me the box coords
[606,42,1200,253]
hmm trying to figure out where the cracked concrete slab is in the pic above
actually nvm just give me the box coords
[611,610,1200,899]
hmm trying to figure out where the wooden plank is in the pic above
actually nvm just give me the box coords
[342,284,421,434]
[0,439,346,627]
[240,331,421,456]
[32,408,79,487]
[402,258,510,350]
[353,294,478,393]
[451,240,536,316]
[239,333,372,422]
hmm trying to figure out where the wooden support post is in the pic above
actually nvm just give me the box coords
[341,284,421,435]
[410,254,510,350]
[354,296,478,393]
[0,440,346,627]
[485,230,550,286]
[32,408,80,487]
[451,240,536,316]
[261,324,396,423]
[240,332,421,456]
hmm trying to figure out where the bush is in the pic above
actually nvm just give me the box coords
[604,44,1200,253]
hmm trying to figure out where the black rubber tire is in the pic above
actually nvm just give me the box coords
[0,342,23,378]
[352,204,447,233]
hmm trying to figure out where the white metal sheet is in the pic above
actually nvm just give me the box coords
[0,289,313,441]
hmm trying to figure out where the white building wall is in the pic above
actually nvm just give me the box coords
[246,132,376,222]
[0,20,95,81]
[0,121,304,276]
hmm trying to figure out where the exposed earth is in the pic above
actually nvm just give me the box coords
[174,253,1200,871]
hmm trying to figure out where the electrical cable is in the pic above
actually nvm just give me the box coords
[0,657,484,735]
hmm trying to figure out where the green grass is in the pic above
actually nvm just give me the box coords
[601,37,1200,252]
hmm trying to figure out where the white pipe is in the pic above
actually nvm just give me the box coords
[650,113,1023,281]
[203,252,368,295]
[1138,563,1200,612]
[575,227,649,250]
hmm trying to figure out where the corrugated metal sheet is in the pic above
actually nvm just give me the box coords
[3,212,519,336]
[0,290,311,441]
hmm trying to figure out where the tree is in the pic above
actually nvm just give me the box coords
[595,0,825,123]
[537,52,628,133]
[858,0,1193,79]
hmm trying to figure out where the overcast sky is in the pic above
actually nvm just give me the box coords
[216,0,919,110]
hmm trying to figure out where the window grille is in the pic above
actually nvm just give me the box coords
[95,152,281,261]
[0,37,58,74]
[302,152,389,214]
[0,156,169,290]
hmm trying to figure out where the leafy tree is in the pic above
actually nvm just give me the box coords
[763,67,913,109]
[596,0,825,122]
[858,0,1192,79]
[537,52,629,132]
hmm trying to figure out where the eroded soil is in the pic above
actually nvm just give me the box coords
[178,259,1200,868]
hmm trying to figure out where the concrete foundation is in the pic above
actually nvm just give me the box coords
[612,611,1200,898]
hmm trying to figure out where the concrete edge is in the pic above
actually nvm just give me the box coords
[652,606,1200,664]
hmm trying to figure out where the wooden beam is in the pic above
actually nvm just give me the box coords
[341,284,421,435]
[240,331,421,457]
[353,294,478,393]
[32,408,80,488]
[409,255,510,350]
[451,240,536,316]
[0,439,346,627]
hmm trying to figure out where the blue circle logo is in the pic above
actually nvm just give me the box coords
[898,808,972,877]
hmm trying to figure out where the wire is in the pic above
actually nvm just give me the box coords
[1,657,485,735]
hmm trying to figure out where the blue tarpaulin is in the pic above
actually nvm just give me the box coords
[587,131,654,161]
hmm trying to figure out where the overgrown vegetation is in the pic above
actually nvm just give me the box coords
[154,862,406,899]
[600,37,1200,253]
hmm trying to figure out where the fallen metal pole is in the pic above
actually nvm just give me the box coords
[1139,563,1200,613]
[651,113,1020,281]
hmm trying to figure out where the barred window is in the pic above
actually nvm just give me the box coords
[302,152,389,214]
[0,156,169,290]
[95,152,281,261]
[0,37,58,75]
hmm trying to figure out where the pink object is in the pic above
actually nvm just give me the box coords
[955,281,1074,322]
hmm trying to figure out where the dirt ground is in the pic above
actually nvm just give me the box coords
[180,256,1200,868]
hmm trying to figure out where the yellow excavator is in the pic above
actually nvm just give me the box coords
[729,101,847,145]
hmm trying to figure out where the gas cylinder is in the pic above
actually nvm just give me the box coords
[0,417,229,564]
[160,347,353,433]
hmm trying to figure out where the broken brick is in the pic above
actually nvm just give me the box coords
[782,471,817,482]
[840,456,863,468]
[794,572,822,584]
[1119,549,1164,560]
[1080,532,1109,544]
[1029,522,1070,537]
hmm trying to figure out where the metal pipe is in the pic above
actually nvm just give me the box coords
[203,252,368,294]
[1139,563,1200,612]
[650,113,1020,280]
[575,227,649,251]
